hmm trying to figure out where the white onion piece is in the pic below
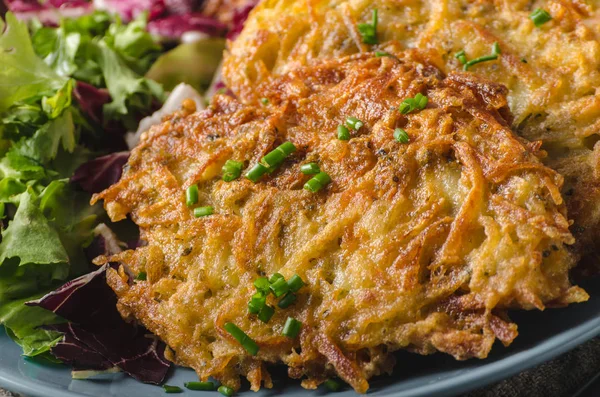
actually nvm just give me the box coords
[126,83,204,149]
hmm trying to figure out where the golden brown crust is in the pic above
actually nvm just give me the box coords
[224,0,600,263]
[94,52,586,393]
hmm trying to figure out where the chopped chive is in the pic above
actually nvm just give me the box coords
[399,93,428,114]
[345,116,363,130]
[324,379,344,392]
[415,93,428,109]
[300,163,320,175]
[394,128,409,143]
[521,58,528,63]
[194,206,214,217]
[163,385,183,393]
[287,274,305,292]
[222,160,244,182]
[337,125,350,140]
[270,277,290,297]
[260,97,269,105]
[375,51,391,57]
[269,273,285,284]
[357,9,378,44]
[248,292,266,314]
[282,317,302,338]
[304,172,332,193]
[492,42,501,55]
[254,277,270,292]
[224,322,259,355]
[278,292,297,309]
[260,142,297,169]
[530,8,552,27]
[186,184,199,206]
[455,50,467,65]
[245,163,269,182]
[218,385,234,396]
[185,381,215,391]
[463,42,500,71]
[135,271,147,281]
[464,54,498,70]
[258,305,275,323]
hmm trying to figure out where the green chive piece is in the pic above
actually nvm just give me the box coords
[282,317,302,338]
[324,379,344,392]
[337,125,350,140]
[258,304,275,323]
[186,184,199,207]
[463,42,500,71]
[399,93,428,114]
[530,8,552,27]
[248,292,267,314]
[278,292,297,309]
[269,273,285,283]
[224,322,259,355]
[185,381,215,391]
[463,54,498,70]
[163,385,183,393]
[260,97,269,105]
[492,42,501,55]
[287,274,305,292]
[375,51,391,57]
[218,385,235,397]
[245,163,269,183]
[521,58,528,63]
[300,163,320,175]
[0,202,4,219]
[345,116,363,130]
[254,277,270,292]
[414,93,428,109]
[270,277,290,297]
[455,50,467,65]
[260,142,297,170]
[135,272,147,281]
[394,128,410,143]
[222,160,244,182]
[304,172,332,193]
[357,9,378,44]
[194,206,214,217]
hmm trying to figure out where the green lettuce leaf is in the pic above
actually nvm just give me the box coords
[0,13,67,113]
[0,295,63,357]
[96,39,164,127]
[0,190,70,271]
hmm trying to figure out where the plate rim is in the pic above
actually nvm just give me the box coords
[1,316,600,397]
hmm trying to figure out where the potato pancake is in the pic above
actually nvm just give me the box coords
[224,0,600,265]
[93,52,587,393]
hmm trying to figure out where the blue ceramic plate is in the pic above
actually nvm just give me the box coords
[2,277,600,397]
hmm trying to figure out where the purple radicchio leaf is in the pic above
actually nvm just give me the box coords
[225,0,258,40]
[146,13,227,40]
[95,0,167,22]
[74,81,111,124]
[163,0,201,15]
[70,151,129,194]
[6,0,92,24]
[27,265,171,384]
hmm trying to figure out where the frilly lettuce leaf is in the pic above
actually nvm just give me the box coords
[0,190,70,270]
[0,13,67,113]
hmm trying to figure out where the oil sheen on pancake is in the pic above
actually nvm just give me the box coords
[93,52,587,393]
[224,0,600,266]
